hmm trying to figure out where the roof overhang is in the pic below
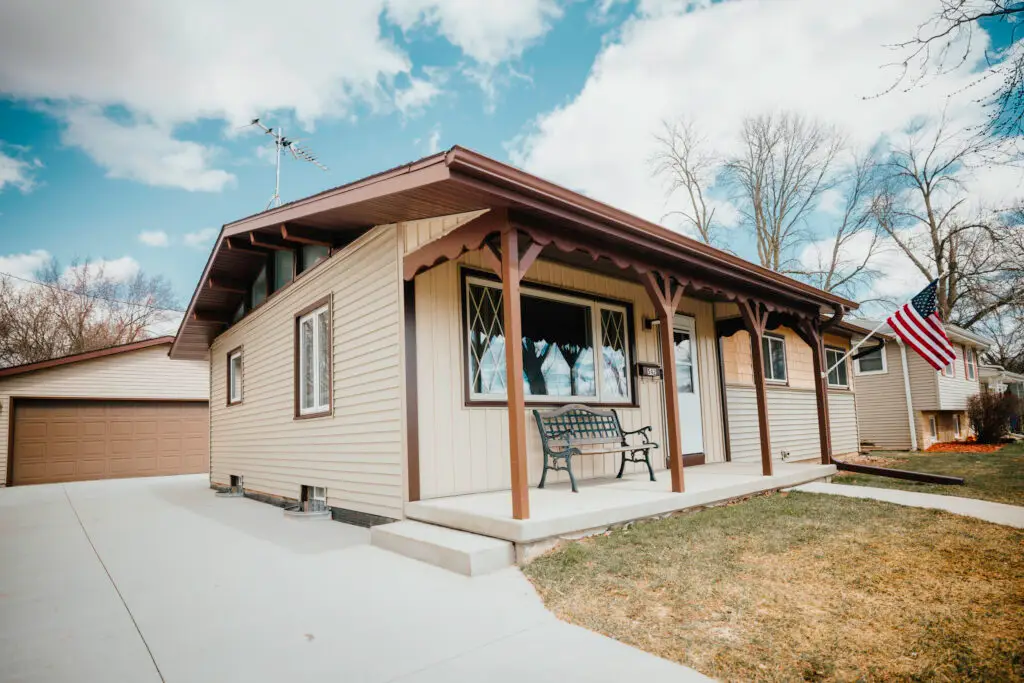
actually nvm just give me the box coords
[170,146,858,359]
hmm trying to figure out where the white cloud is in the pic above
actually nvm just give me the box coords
[184,227,219,249]
[395,74,444,117]
[385,0,561,65]
[427,126,442,154]
[65,256,141,284]
[138,230,170,247]
[509,0,1007,232]
[60,106,235,192]
[0,249,51,280]
[0,144,42,193]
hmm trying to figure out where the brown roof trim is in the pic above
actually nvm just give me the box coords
[0,337,175,379]
[443,146,856,310]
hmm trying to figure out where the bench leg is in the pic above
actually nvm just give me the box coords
[539,452,550,489]
[565,454,578,493]
[616,453,627,479]
[643,449,656,482]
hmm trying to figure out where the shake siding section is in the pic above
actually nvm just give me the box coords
[209,226,404,520]
[853,342,913,450]
[413,251,726,499]
[0,346,208,484]
[721,327,859,461]
[401,210,488,255]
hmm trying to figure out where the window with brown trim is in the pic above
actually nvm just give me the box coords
[462,274,634,405]
[295,300,332,417]
[227,348,243,405]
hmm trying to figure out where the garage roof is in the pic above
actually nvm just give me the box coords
[0,337,175,380]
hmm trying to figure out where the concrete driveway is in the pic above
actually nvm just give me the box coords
[0,475,706,682]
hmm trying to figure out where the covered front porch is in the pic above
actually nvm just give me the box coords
[405,460,836,544]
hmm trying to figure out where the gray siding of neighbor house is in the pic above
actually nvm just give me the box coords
[937,343,982,410]
[208,225,406,520]
[853,341,913,450]
[906,348,940,411]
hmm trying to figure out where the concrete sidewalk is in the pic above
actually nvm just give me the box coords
[790,482,1024,528]
[0,475,708,683]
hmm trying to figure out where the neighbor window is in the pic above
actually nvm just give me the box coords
[965,348,977,380]
[299,245,330,274]
[825,347,849,388]
[228,349,243,405]
[930,415,938,439]
[954,414,962,438]
[297,302,331,416]
[761,333,787,383]
[273,249,294,292]
[251,265,268,308]
[464,276,632,404]
[855,345,886,375]
[943,359,955,378]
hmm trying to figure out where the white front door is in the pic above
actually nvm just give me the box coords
[673,315,705,455]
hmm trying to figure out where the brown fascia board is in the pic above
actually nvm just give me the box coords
[443,146,858,312]
[0,337,175,380]
[169,227,227,358]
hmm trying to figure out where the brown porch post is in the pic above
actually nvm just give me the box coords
[500,228,530,520]
[739,299,773,476]
[643,271,685,493]
[801,321,833,465]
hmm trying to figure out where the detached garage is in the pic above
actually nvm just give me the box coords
[0,337,209,486]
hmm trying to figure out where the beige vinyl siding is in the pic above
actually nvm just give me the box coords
[0,345,208,485]
[936,343,982,410]
[828,391,859,456]
[726,387,821,462]
[853,341,914,450]
[413,251,726,499]
[209,225,405,520]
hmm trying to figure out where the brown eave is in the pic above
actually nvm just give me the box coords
[171,146,858,359]
[0,337,175,380]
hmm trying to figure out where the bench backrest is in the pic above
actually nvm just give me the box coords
[533,404,625,449]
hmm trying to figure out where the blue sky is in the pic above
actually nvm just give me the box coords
[0,0,1019,317]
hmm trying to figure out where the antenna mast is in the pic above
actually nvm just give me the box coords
[245,118,328,210]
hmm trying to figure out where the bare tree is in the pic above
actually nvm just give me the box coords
[887,1,1024,137]
[871,116,1023,325]
[652,119,722,244]
[725,112,843,272]
[0,260,179,367]
[979,306,1024,373]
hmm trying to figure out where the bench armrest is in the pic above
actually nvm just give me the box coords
[621,425,657,447]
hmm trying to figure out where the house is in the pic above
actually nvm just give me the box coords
[718,317,869,463]
[169,146,860,530]
[0,337,209,486]
[851,321,991,450]
[980,364,1024,433]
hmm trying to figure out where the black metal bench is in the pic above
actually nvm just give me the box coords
[533,404,659,493]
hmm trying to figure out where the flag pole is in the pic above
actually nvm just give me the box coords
[820,271,947,379]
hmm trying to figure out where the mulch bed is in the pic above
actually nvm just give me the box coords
[925,442,1004,453]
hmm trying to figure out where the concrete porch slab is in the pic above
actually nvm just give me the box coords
[405,461,836,543]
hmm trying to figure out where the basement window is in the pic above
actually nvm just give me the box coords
[954,414,962,439]
[301,485,328,513]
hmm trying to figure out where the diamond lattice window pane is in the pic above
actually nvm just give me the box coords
[601,308,629,400]
[468,284,507,395]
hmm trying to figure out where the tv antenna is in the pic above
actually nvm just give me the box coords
[244,118,328,210]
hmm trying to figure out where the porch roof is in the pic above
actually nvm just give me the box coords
[170,146,858,359]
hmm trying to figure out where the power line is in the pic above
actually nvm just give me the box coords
[0,270,187,314]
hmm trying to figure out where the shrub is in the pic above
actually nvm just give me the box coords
[967,391,1023,444]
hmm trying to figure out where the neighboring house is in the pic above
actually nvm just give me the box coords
[0,337,209,486]
[851,321,991,450]
[718,318,869,462]
[170,147,860,524]
[980,364,1024,433]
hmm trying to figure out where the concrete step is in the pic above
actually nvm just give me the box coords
[371,520,515,576]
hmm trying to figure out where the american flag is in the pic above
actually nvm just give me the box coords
[886,280,956,371]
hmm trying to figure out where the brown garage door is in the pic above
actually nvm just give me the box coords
[10,399,209,486]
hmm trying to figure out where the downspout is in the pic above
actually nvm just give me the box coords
[898,340,918,452]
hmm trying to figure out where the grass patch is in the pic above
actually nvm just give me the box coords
[524,492,1024,682]
[837,441,1024,506]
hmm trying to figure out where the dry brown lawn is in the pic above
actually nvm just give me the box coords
[523,491,1024,682]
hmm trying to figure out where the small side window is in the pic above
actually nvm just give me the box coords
[761,334,788,383]
[929,415,938,440]
[954,414,962,439]
[228,349,243,405]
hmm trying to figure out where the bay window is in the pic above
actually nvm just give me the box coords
[296,301,331,416]
[464,275,633,404]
